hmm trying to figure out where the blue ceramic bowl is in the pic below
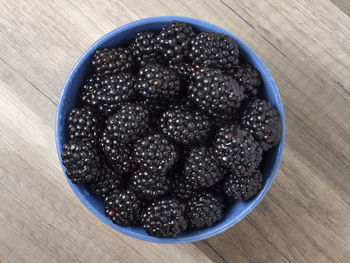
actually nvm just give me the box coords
[55,16,285,243]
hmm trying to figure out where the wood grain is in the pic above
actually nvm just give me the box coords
[0,0,349,262]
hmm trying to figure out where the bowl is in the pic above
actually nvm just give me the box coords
[55,16,285,243]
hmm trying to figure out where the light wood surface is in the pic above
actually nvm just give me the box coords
[1,0,350,262]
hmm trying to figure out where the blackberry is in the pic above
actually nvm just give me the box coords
[228,63,262,97]
[80,74,103,106]
[106,103,150,143]
[141,198,187,237]
[189,32,239,70]
[67,107,100,143]
[169,62,208,82]
[156,21,196,63]
[159,108,212,145]
[212,125,263,176]
[188,69,246,116]
[61,139,100,184]
[185,192,225,229]
[171,176,199,200]
[88,163,125,198]
[184,147,223,188]
[136,64,181,100]
[92,47,135,75]
[224,170,263,200]
[129,31,162,66]
[241,99,282,151]
[130,168,171,200]
[92,73,135,116]
[134,134,178,173]
[99,131,133,174]
[104,190,142,226]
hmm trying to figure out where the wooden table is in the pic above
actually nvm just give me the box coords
[1,1,349,262]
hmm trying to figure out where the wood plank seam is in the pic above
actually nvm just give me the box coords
[202,240,229,263]
[218,0,350,98]
[245,217,293,263]
[0,56,57,106]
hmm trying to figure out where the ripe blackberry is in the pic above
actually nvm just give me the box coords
[67,107,100,143]
[241,99,282,151]
[92,47,135,75]
[88,163,125,198]
[171,174,199,200]
[136,64,181,100]
[184,147,223,188]
[169,62,208,82]
[188,69,246,116]
[133,134,178,173]
[92,73,135,116]
[185,192,225,229]
[189,32,239,70]
[141,198,187,237]
[224,170,263,200]
[80,74,103,107]
[129,31,162,66]
[106,103,150,143]
[99,131,133,174]
[228,63,262,97]
[156,21,196,63]
[104,190,142,226]
[212,125,263,176]
[61,139,100,184]
[159,108,212,145]
[130,168,171,200]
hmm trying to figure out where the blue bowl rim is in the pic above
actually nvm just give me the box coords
[55,16,285,244]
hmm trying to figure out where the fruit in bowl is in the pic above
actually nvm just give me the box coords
[55,17,284,243]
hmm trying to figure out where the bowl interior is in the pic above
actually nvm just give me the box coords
[55,16,285,243]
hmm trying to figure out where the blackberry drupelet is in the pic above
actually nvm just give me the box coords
[106,103,150,143]
[224,170,263,200]
[189,32,239,70]
[228,63,262,98]
[188,69,246,117]
[159,108,212,145]
[133,134,178,173]
[183,147,223,188]
[136,64,182,100]
[185,192,225,229]
[92,47,135,75]
[130,168,171,200]
[104,189,142,226]
[92,73,135,116]
[88,163,125,198]
[241,98,282,151]
[80,74,103,107]
[99,131,134,174]
[141,198,188,237]
[212,125,263,176]
[172,175,199,200]
[129,31,162,66]
[169,62,208,82]
[61,139,100,184]
[156,21,196,63]
[67,107,100,143]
